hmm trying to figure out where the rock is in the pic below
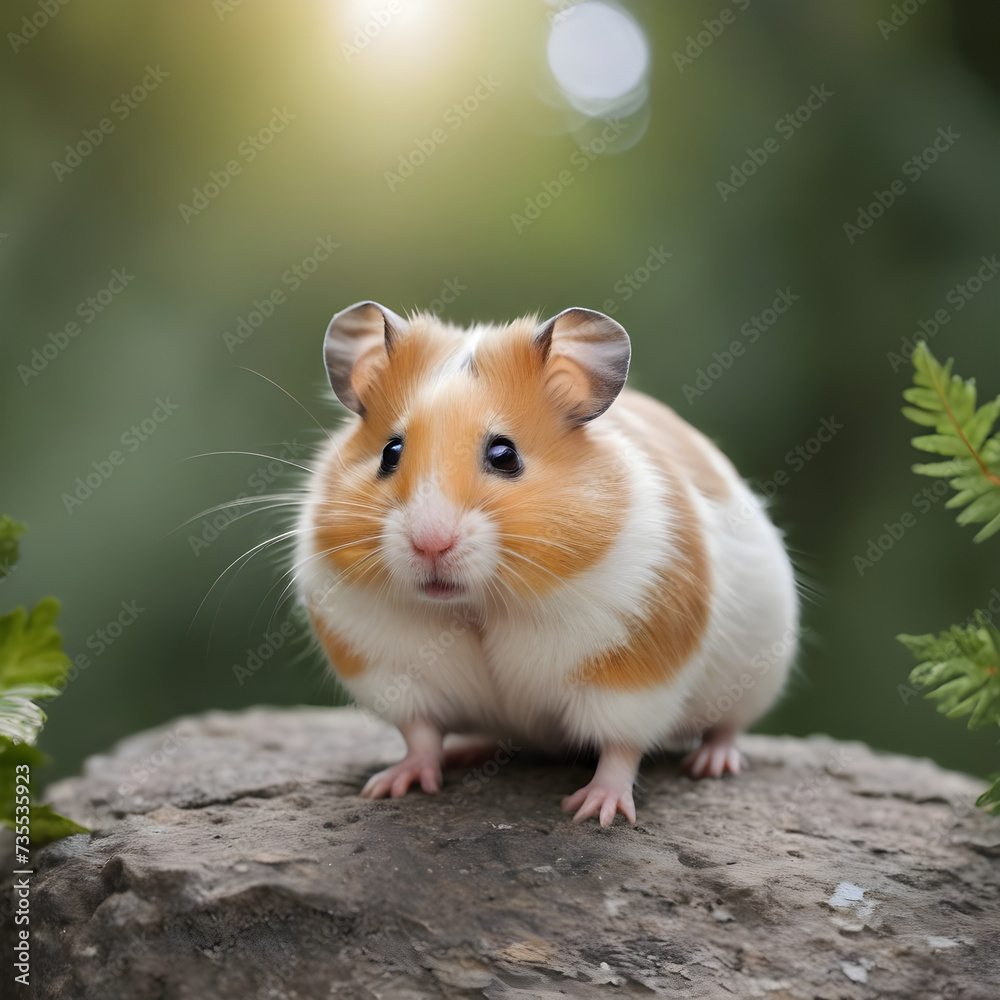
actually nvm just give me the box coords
[3,707,999,999]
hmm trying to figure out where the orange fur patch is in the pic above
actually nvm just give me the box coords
[574,472,711,690]
[309,611,367,679]
[572,392,717,690]
[613,390,733,502]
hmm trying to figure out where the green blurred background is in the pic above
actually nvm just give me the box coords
[2,0,998,787]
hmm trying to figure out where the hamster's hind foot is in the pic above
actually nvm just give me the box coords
[681,730,746,779]
[361,718,445,798]
[361,756,443,798]
[440,735,505,771]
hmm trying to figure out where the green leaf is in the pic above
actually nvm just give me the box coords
[901,406,940,427]
[911,460,963,477]
[26,804,90,846]
[973,511,1000,543]
[0,694,48,745]
[956,491,1000,525]
[898,623,1000,731]
[0,684,62,745]
[977,774,1000,814]
[902,343,1000,542]
[0,522,87,846]
[0,516,27,580]
[0,598,71,692]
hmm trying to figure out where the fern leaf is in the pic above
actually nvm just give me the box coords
[978,775,1000,814]
[974,511,1000,543]
[898,623,1000,731]
[912,460,963,477]
[903,343,1000,541]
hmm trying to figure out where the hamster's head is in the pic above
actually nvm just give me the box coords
[307,300,631,608]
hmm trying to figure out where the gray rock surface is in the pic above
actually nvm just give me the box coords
[3,707,999,999]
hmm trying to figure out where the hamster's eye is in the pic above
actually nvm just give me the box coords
[379,437,403,477]
[485,437,522,477]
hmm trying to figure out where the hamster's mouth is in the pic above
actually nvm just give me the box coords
[420,577,463,600]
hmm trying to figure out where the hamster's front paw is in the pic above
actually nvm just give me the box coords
[681,730,746,779]
[561,744,642,826]
[562,780,636,827]
[361,755,443,799]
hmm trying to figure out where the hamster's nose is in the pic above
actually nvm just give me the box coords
[411,532,458,561]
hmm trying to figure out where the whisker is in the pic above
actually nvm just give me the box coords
[168,496,308,535]
[320,497,384,509]
[253,535,386,633]
[236,365,333,442]
[188,527,314,637]
[204,532,307,653]
[181,450,315,475]
[502,548,566,583]
[498,532,578,556]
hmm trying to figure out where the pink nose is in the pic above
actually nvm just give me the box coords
[412,534,457,561]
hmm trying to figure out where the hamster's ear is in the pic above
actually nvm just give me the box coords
[532,308,630,423]
[323,300,406,415]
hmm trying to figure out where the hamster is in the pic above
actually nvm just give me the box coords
[295,300,799,826]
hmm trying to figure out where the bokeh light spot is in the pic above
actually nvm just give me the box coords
[547,2,649,110]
